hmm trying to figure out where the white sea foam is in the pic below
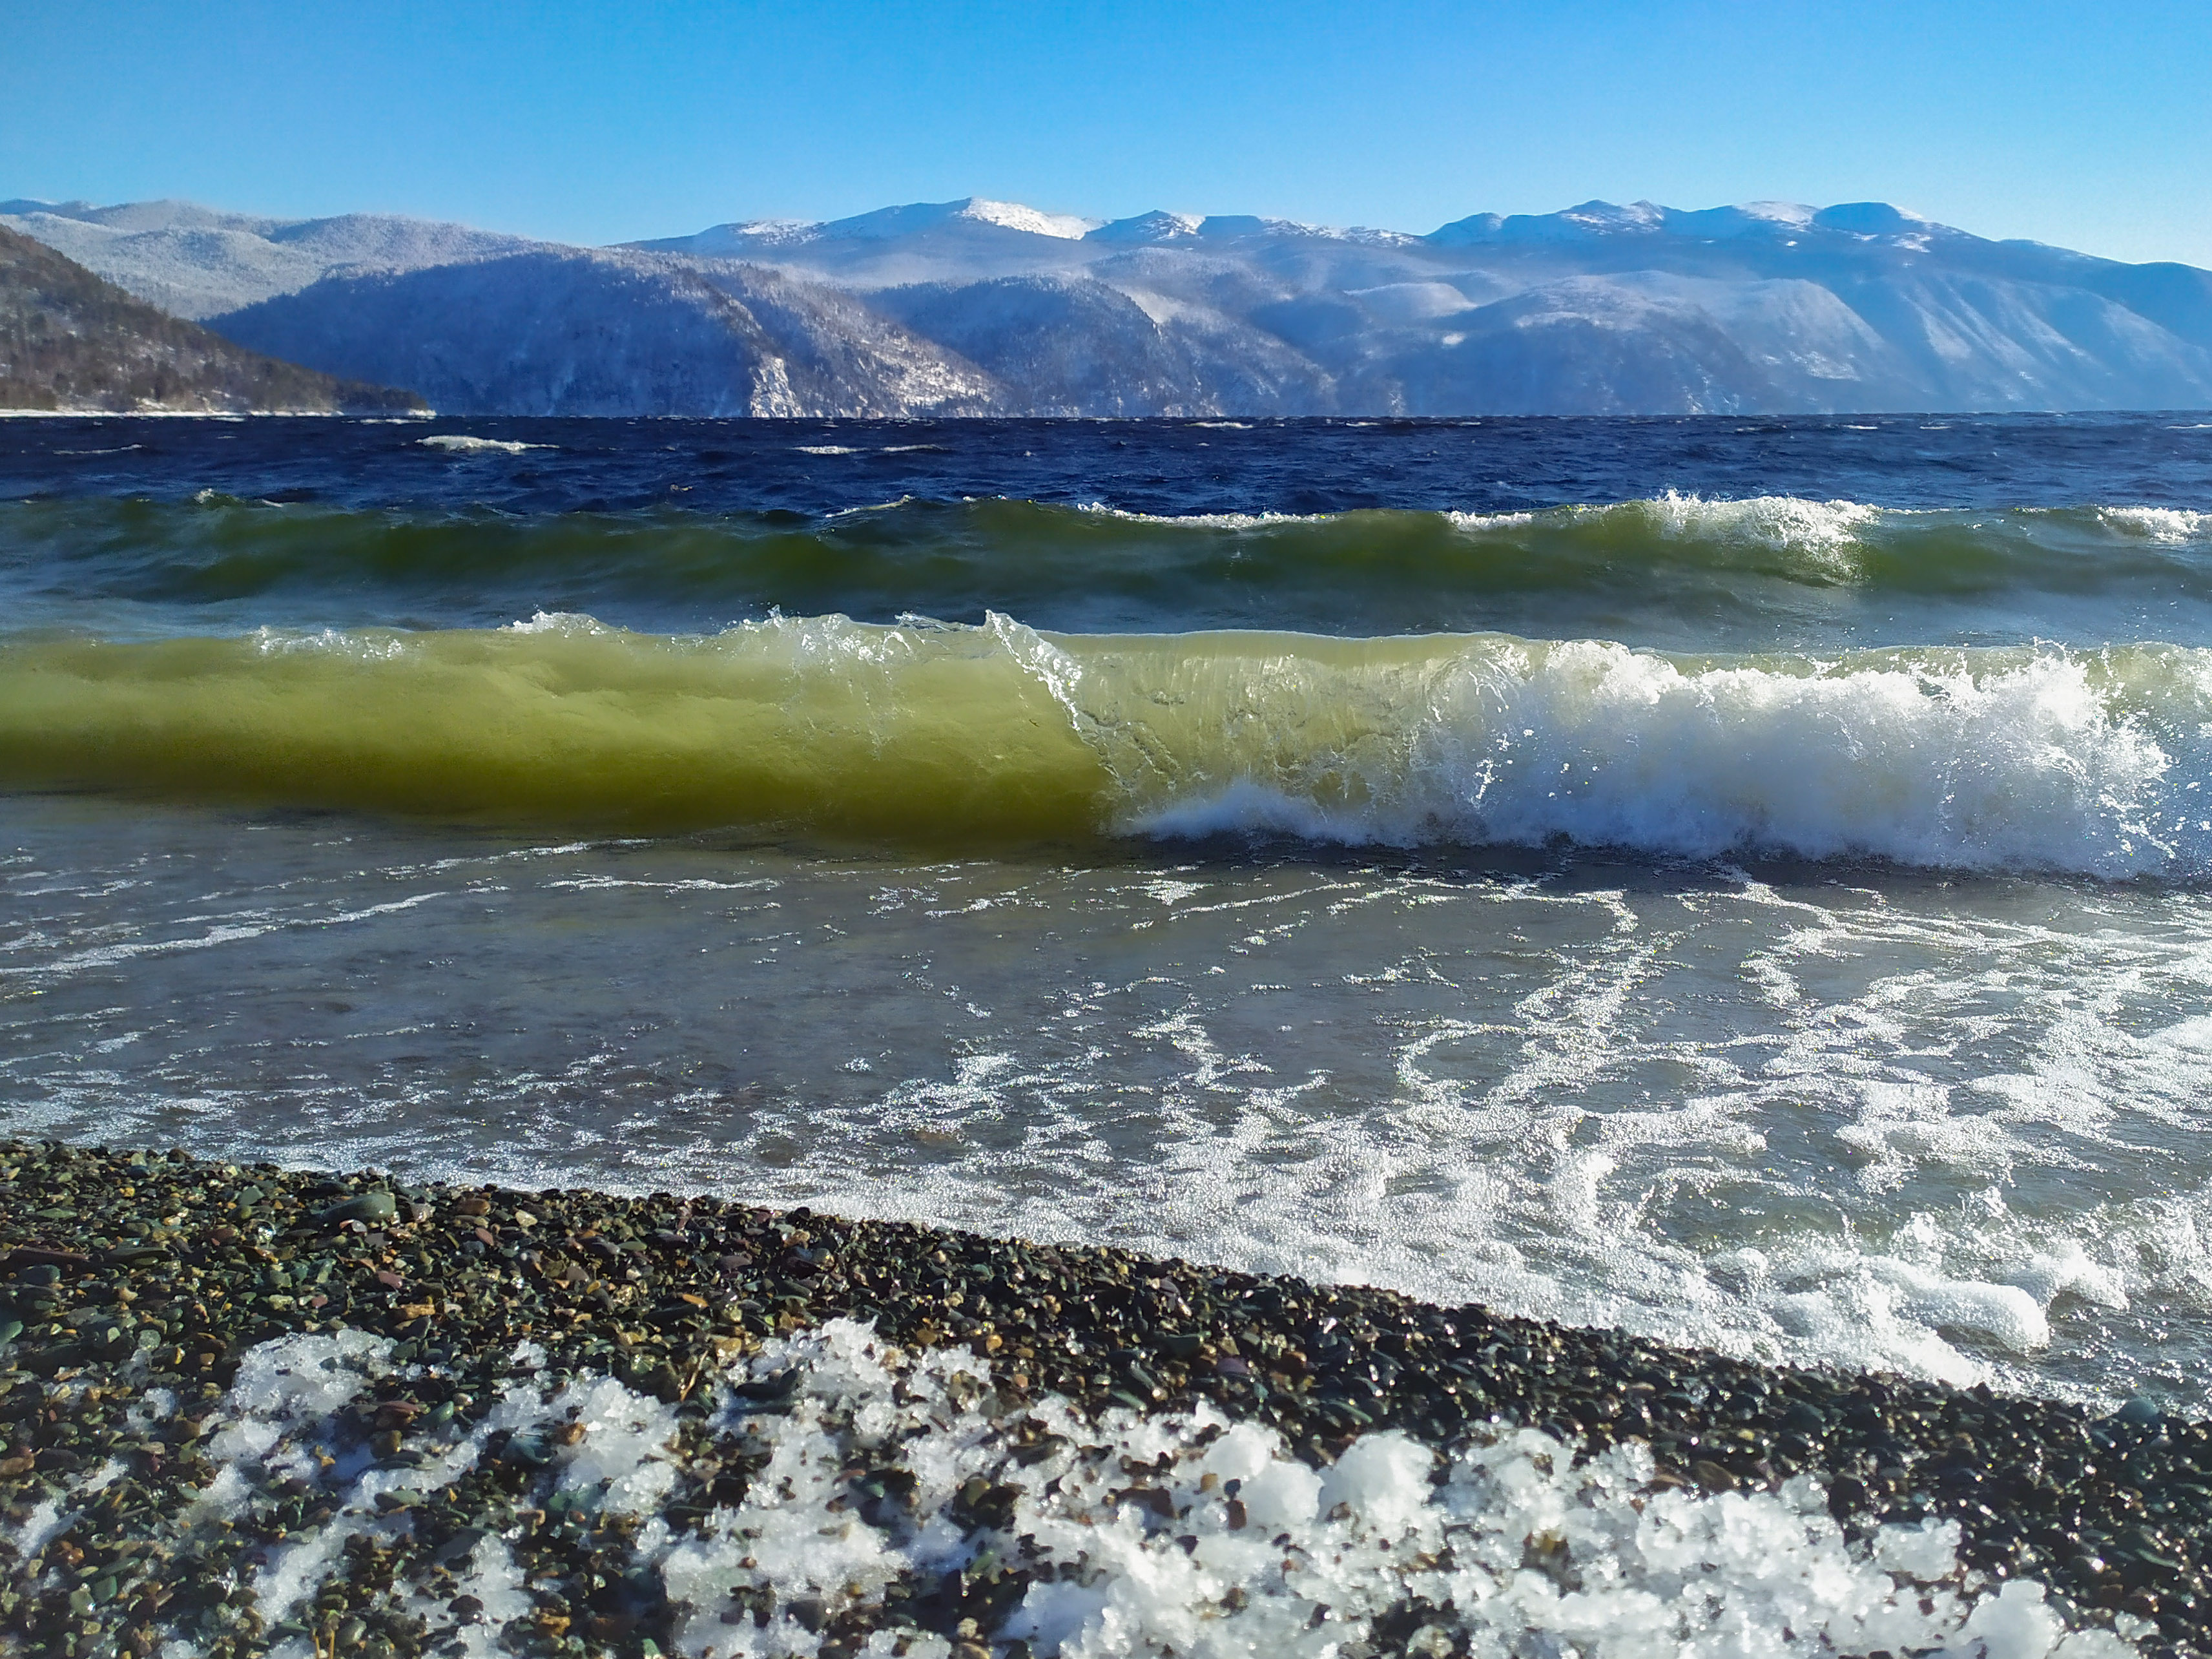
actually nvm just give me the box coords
[0,889,450,981]
[625,848,2212,1400]
[1637,490,1885,561]
[504,608,611,634]
[1101,636,2211,879]
[49,1321,2132,1658]
[1447,492,1901,577]
[415,434,551,455]
[1460,491,1893,555]
[251,623,413,657]
[1074,503,1333,529]
[2093,506,2209,544]
[1443,508,1540,531]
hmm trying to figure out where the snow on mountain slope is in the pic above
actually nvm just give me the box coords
[0,211,328,320]
[657,194,2212,410]
[873,274,1335,415]
[0,198,285,236]
[12,192,2211,414]
[685,259,1004,415]
[0,199,542,318]
[1085,211,1206,245]
[1385,276,1845,415]
[209,249,998,417]
[628,198,1107,287]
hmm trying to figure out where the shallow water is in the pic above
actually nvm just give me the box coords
[6,413,2212,1415]
[9,797,2212,1408]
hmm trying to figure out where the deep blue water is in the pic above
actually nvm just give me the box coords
[6,411,2211,517]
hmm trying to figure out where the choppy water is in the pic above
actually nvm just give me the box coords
[6,412,2212,1410]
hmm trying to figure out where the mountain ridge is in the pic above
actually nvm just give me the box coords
[6,193,2209,417]
[211,247,998,419]
[0,222,424,415]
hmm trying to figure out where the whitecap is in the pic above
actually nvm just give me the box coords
[1075,502,1331,528]
[1637,488,1885,556]
[1109,637,2206,879]
[504,609,610,634]
[2093,505,2209,544]
[415,433,551,455]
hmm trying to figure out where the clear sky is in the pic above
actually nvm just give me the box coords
[6,0,2211,267]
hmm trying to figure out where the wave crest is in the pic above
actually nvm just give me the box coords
[1638,490,1885,558]
[1113,638,2196,876]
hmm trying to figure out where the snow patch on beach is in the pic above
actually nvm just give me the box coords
[56,1320,2137,1659]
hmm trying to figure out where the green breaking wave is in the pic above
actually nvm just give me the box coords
[6,612,2212,875]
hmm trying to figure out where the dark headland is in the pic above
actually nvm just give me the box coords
[1,1142,2202,1656]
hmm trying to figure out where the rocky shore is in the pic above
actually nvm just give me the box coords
[0,1140,2200,1658]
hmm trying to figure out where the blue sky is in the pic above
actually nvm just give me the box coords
[7,0,2210,266]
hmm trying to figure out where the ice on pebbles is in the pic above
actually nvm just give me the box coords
[123,1320,2136,1658]
[165,1330,683,1656]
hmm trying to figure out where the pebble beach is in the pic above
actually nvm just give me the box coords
[1,1142,2202,1658]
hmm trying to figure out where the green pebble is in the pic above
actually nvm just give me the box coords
[318,1191,398,1226]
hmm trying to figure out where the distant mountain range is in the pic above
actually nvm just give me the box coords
[0,222,422,415]
[6,194,2210,417]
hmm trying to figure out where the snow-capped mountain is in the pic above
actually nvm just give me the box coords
[654,196,2212,414]
[7,193,2209,415]
[628,197,1111,288]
